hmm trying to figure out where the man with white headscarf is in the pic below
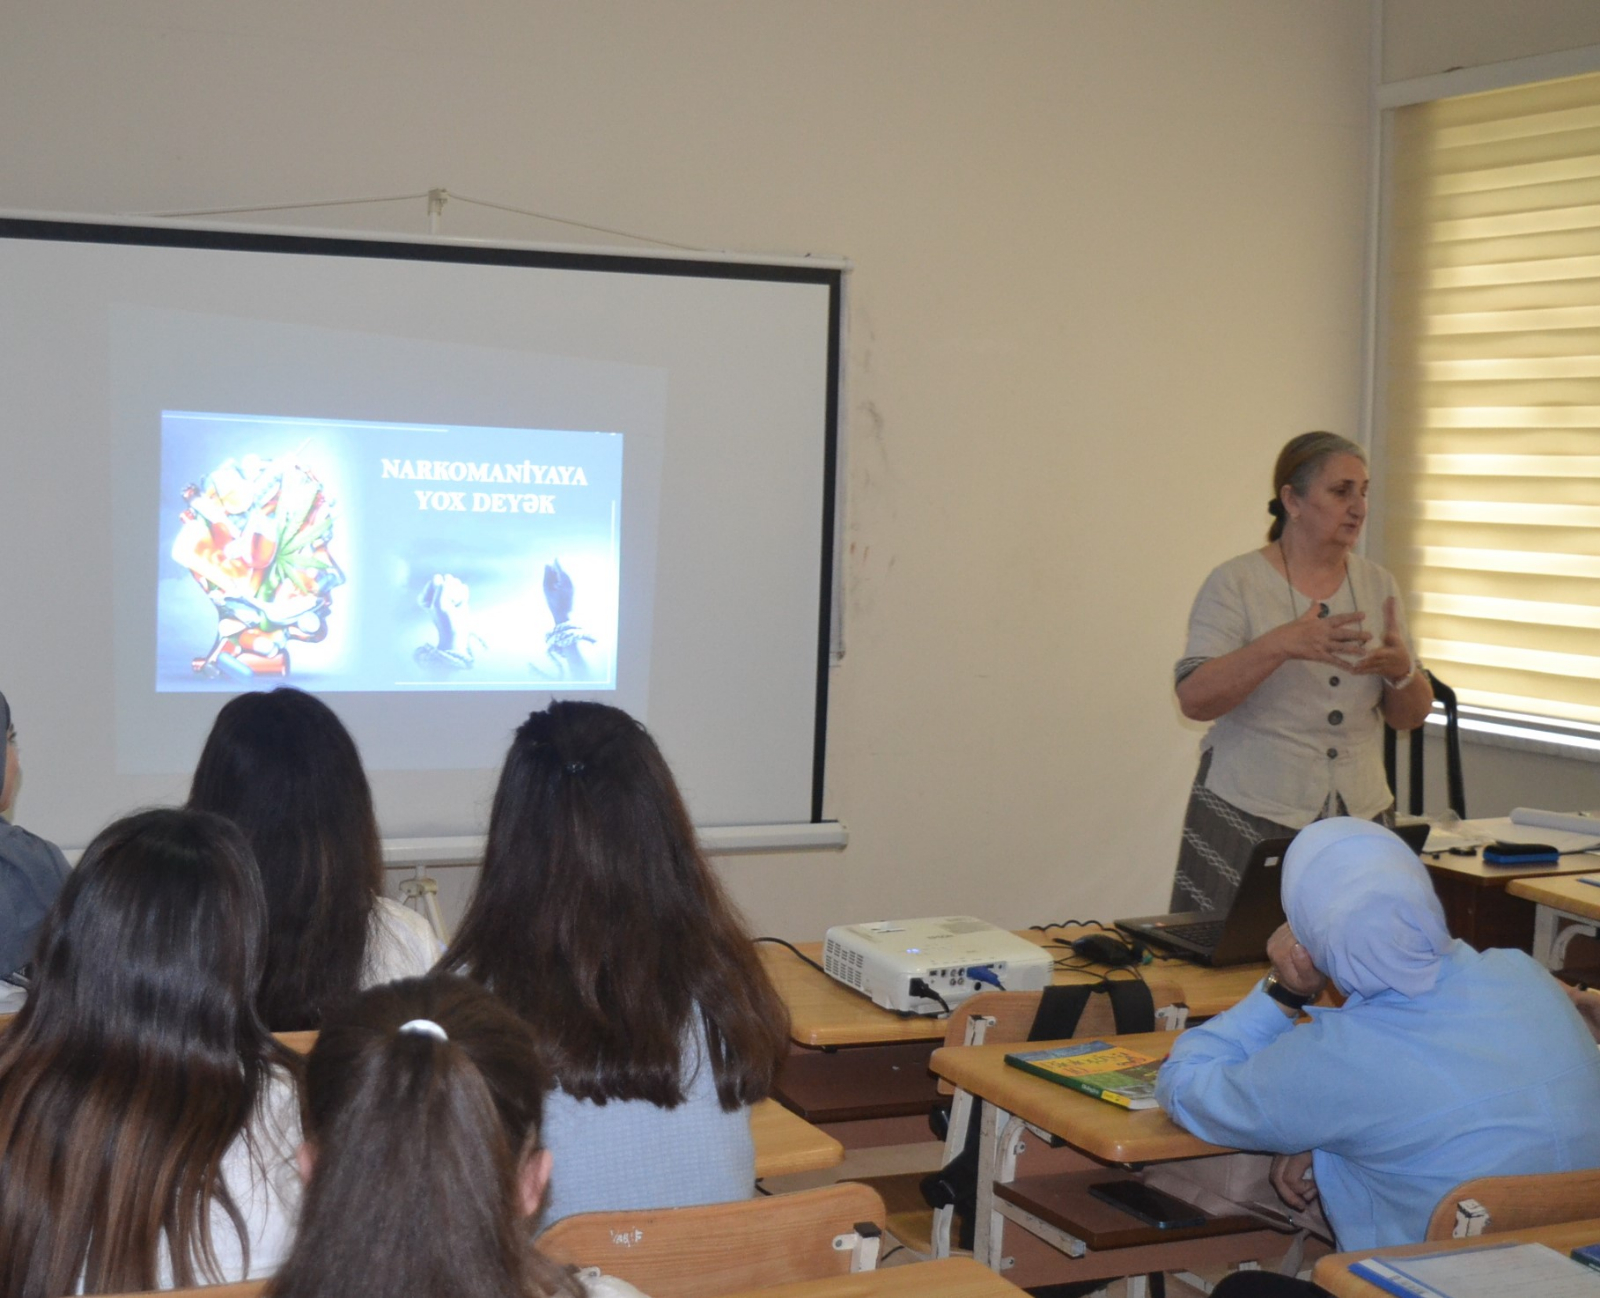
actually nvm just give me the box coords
[0,689,70,1010]
[1157,817,1600,1252]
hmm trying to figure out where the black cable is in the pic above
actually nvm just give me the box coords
[1048,959,1148,986]
[753,935,828,976]
[907,978,952,1015]
[1027,918,1117,934]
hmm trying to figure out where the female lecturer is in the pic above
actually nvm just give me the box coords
[1169,432,1433,913]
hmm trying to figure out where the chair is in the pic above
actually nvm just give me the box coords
[1384,669,1466,818]
[0,1018,316,1053]
[100,1285,264,1298]
[1425,1168,1600,1240]
[536,1181,885,1298]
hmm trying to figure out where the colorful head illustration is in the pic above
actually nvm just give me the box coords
[171,452,345,679]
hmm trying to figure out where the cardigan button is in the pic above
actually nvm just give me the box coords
[1329,710,1344,725]
[1327,747,1339,759]
[1329,675,1341,687]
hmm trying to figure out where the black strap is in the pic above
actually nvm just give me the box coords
[1026,984,1094,1041]
[1029,979,1156,1040]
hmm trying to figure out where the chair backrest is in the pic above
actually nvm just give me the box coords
[1384,669,1466,818]
[1425,1168,1600,1240]
[0,1020,316,1053]
[537,1182,886,1298]
[100,1284,265,1298]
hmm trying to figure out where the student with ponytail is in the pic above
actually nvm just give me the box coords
[441,701,790,1228]
[0,808,302,1297]
[270,975,647,1298]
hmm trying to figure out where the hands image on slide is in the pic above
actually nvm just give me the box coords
[533,557,600,684]
[414,573,487,670]
[170,451,345,681]
[156,412,624,694]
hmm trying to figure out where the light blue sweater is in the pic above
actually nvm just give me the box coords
[1157,942,1600,1250]
[535,1024,755,1232]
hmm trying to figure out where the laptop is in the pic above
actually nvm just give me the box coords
[1116,822,1431,967]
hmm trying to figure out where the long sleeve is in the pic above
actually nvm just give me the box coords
[1158,948,1600,1251]
[1157,985,1333,1154]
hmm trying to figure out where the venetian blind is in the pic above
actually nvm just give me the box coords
[1383,70,1600,728]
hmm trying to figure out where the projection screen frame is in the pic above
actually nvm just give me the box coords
[0,211,847,851]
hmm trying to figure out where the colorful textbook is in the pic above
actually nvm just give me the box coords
[1004,1040,1166,1110]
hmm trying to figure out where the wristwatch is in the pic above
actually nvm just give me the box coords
[1262,974,1312,1012]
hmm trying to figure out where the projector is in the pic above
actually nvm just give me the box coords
[822,916,1055,1014]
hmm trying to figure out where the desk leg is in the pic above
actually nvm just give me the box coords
[975,1102,1001,1269]
[1533,905,1600,972]
[975,1105,1028,1273]
[1533,904,1560,968]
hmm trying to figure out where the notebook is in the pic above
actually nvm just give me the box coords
[1115,822,1431,967]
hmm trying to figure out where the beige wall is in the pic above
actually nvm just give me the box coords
[0,1,1374,935]
[1383,0,1600,83]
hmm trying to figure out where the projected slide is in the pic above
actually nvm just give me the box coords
[156,412,622,692]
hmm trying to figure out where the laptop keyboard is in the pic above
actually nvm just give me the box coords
[1161,919,1226,949]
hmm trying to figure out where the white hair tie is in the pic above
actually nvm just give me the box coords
[398,1018,448,1042]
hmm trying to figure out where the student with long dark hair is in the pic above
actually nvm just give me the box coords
[441,701,790,1228]
[0,808,302,1296]
[270,975,646,1298]
[189,687,439,1030]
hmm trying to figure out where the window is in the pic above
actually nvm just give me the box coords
[1380,69,1600,747]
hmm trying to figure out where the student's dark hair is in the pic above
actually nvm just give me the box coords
[441,701,789,1108]
[189,687,383,1030]
[1267,431,1366,541]
[268,976,581,1298]
[0,807,295,1298]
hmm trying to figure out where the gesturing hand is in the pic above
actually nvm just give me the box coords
[1266,923,1326,1000]
[1276,600,1369,667]
[1352,596,1412,681]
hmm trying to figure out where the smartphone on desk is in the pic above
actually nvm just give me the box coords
[1088,1179,1208,1230]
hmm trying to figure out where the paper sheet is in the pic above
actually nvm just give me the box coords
[1356,1242,1600,1297]
[1447,814,1600,855]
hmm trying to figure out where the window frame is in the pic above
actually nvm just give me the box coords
[1368,41,1600,764]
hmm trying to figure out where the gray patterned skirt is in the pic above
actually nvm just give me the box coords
[1169,749,1391,914]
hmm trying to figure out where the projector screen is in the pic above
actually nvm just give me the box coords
[0,215,842,850]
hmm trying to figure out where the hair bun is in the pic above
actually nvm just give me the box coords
[1267,498,1288,519]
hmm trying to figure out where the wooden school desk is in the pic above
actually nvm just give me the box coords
[0,1022,843,1180]
[929,1032,1290,1290]
[1508,872,1600,969]
[278,1031,843,1180]
[720,1257,1025,1298]
[1311,1216,1600,1297]
[751,1098,845,1178]
[762,930,1269,1142]
[1422,850,1600,954]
